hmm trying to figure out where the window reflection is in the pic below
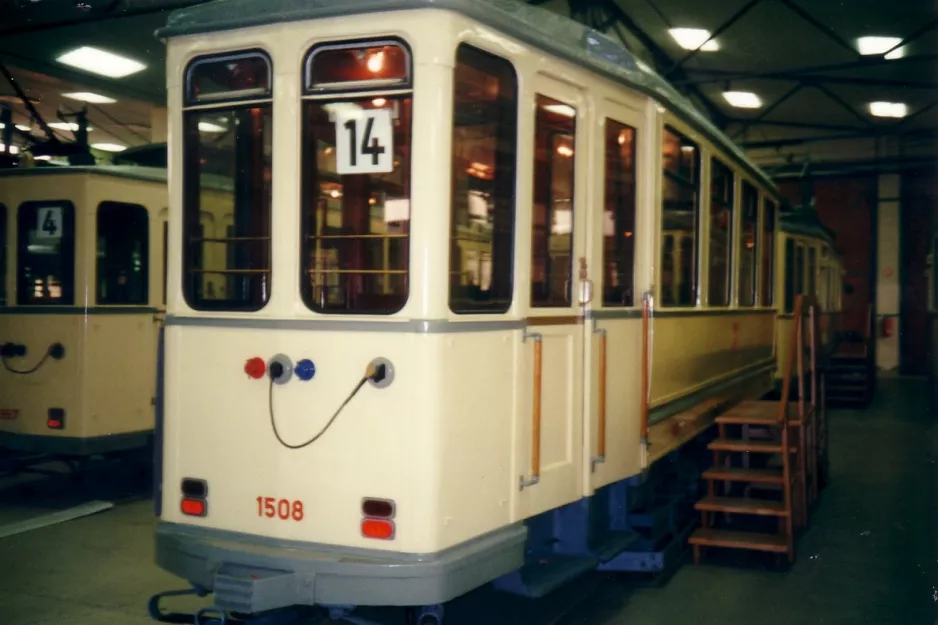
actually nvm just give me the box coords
[762,200,776,306]
[603,120,636,307]
[97,202,149,305]
[531,95,576,307]
[739,181,758,307]
[449,44,516,313]
[661,127,699,307]
[709,158,734,307]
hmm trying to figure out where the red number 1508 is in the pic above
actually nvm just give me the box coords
[256,496,304,521]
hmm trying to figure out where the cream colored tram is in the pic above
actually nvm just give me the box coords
[0,166,171,458]
[927,227,937,411]
[153,0,792,620]
[773,205,844,386]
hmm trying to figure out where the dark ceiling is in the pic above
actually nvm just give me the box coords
[0,0,936,170]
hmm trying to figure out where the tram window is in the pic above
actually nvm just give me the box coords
[784,238,795,314]
[307,41,410,92]
[183,52,272,312]
[709,158,734,307]
[16,201,75,306]
[448,45,517,313]
[301,40,412,314]
[162,221,168,306]
[795,244,805,303]
[602,120,637,307]
[0,203,6,306]
[761,199,776,306]
[661,126,699,307]
[808,246,817,298]
[531,95,576,307]
[738,181,758,307]
[187,51,271,104]
[97,202,149,305]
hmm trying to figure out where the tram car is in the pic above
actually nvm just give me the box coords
[774,202,844,386]
[150,0,830,621]
[0,165,173,458]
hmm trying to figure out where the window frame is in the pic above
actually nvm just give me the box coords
[660,124,701,308]
[738,180,759,307]
[761,198,777,307]
[447,43,518,315]
[299,38,415,316]
[181,49,274,313]
[16,200,77,306]
[708,156,735,308]
[601,117,638,308]
[96,201,151,306]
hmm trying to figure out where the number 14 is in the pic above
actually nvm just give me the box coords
[344,117,385,167]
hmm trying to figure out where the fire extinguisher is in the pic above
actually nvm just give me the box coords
[881,316,894,338]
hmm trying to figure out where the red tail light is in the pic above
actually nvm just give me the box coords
[47,408,65,430]
[181,498,207,517]
[361,518,394,540]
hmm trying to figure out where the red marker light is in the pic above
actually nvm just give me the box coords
[244,357,266,379]
[362,518,395,540]
[181,498,207,517]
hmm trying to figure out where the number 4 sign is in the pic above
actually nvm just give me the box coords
[36,206,63,240]
[335,108,394,175]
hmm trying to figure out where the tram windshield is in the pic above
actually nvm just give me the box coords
[16,201,75,305]
[300,41,412,314]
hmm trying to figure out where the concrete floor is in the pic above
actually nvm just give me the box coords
[1,377,935,625]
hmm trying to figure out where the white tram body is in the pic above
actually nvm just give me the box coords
[154,0,813,614]
[0,166,168,456]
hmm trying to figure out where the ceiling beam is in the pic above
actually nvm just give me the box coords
[677,71,938,91]
[664,0,762,76]
[778,0,859,59]
[595,0,728,128]
[882,18,938,57]
[730,84,803,140]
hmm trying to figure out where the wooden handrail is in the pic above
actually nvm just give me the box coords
[640,292,651,443]
[520,331,543,490]
[592,327,608,470]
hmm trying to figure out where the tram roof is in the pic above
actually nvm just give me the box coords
[779,206,836,247]
[156,0,780,199]
[0,164,233,191]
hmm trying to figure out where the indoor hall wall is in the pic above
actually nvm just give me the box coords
[778,175,878,354]
[899,167,938,375]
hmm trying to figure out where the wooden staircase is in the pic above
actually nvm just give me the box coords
[689,295,822,564]
[827,305,874,407]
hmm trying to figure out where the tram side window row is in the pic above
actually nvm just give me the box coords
[97,202,149,305]
[660,126,700,307]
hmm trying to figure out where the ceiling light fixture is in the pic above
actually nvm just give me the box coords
[198,121,226,133]
[723,91,763,109]
[669,28,720,52]
[56,46,146,78]
[857,36,905,60]
[868,101,908,118]
[91,142,127,152]
[0,123,31,131]
[47,122,94,132]
[63,92,118,104]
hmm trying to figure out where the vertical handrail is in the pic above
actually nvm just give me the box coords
[520,332,543,489]
[592,327,608,470]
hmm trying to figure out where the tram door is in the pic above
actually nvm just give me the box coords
[514,76,587,521]
[585,100,646,494]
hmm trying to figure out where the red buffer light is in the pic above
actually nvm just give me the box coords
[244,357,266,379]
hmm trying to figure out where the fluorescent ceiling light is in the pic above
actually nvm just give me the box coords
[62,91,117,104]
[91,142,126,152]
[723,91,763,109]
[669,28,720,52]
[56,46,146,78]
[0,123,31,131]
[543,103,576,117]
[48,122,94,131]
[868,101,908,118]
[0,144,20,155]
[198,121,226,133]
[34,155,52,161]
[857,36,905,60]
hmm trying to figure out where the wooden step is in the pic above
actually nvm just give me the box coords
[715,403,778,425]
[708,438,787,454]
[695,495,788,516]
[702,467,785,484]
[688,528,789,553]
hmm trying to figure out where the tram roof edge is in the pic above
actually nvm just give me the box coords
[0,164,233,191]
[156,0,780,198]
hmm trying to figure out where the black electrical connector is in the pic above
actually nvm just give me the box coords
[370,363,388,383]
[269,361,285,380]
[48,343,65,360]
[0,343,26,358]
